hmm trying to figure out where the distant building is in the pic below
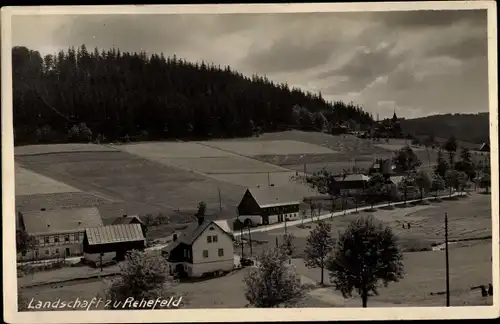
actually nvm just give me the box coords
[163,216,235,278]
[16,207,103,262]
[333,174,371,196]
[112,214,147,237]
[83,223,146,265]
[369,158,396,175]
[237,186,301,226]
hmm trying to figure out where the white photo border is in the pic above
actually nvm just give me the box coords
[2,2,498,323]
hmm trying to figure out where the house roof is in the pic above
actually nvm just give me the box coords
[163,219,233,255]
[479,142,490,151]
[85,223,145,246]
[389,176,404,185]
[246,186,301,208]
[334,174,370,182]
[21,207,103,235]
[111,215,144,226]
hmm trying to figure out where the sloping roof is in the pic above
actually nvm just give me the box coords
[213,219,233,233]
[85,223,145,246]
[334,174,370,182]
[21,207,103,235]
[246,186,301,208]
[112,215,144,226]
[163,219,232,255]
[389,176,404,185]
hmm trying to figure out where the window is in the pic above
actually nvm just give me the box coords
[39,238,44,245]
[21,251,26,256]
[212,235,218,243]
[203,250,208,258]
[55,248,59,254]
[218,248,224,257]
[184,249,188,258]
[74,234,79,242]
[45,250,49,255]
[54,236,59,243]
[207,236,212,243]
[65,235,70,242]
[44,237,49,244]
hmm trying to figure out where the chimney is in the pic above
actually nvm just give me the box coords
[173,234,178,242]
[123,213,127,218]
[47,224,50,228]
[78,221,82,226]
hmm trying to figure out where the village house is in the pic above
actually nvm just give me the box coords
[237,186,301,226]
[333,174,371,196]
[82,223,146,265]
[111,214,147,236]
[163,216,235,278]
[16,207,104,262]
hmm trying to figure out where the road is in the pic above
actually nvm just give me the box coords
[233,191,464,237]
[18,191,464,266]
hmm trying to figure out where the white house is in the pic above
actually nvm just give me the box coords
[16,207,104,262]
[162,216,235,278]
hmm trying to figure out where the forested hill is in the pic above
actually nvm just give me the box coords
[400,112,490,144]
[12,45,373,145]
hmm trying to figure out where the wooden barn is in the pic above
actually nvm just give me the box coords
[112,214,147,236]
[83,223,146,264]
[237,186,301,226]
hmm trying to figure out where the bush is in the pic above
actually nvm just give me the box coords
[67,123,92,143]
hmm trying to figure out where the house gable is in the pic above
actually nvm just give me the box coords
[238,189,261,215]
[191,222,234,264]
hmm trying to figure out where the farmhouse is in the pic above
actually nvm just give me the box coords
[333,174,371,196]
[237,186,301,226]
[369,158,396,175]
[163,216,235,278]
[16,207,103,262]
[83,223,146,265]
[112,214,147,236]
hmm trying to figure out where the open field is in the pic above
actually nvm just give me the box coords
[15,143,118,156]
[292,241,492,306]
[16,151,246,222]
[200,140,338,156]
[15,164,82,196]
[239,193,491,257]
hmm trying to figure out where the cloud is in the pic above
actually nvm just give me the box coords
[10,9,490,119]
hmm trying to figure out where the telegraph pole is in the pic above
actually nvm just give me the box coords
[247,226,253,257]
[445,212,450,306]
[218,188,222,212]
[268,173,270,186]
[240,224,244,258]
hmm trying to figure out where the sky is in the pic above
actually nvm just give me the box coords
[10,9,490,119]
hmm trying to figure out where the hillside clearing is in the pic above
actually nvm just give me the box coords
[15,165,81,196]
[14,143,118,156]
[199,140,338,156]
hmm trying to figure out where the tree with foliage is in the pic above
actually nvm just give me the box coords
[106,250,179,309]
[414,170,431,201]
[444,169,467,197]
[326,216,405,308]
[365,173,385,209]
[454,147,476,181]
[430,174,446,198]
[243,247,304,308]
[304,221,335,285]
[196,201,207,217]
[422,134,436,167]
[13,45,374,145]
[434,149,449,178]
[16,229,35,257]
[443,135,458,166]
[392,145,422,172]
[280,233,296,263]
[397,173,416,204]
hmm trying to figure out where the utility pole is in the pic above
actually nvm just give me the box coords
[218,188,222,212]
[268,173,270,187]
[247,226,253,257]
[445,212,450,307]
[240,225,244,258]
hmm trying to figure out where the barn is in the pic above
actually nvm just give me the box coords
[237,186,301,226]
[83,223,146,265]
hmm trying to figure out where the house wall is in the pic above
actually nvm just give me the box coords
[17,231,85,262]
[262,204,300,224]
[191,224,234,277]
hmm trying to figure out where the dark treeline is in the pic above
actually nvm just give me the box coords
[13,45,374,145]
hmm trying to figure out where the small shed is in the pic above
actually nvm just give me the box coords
[83,223,146,263]
[112,214,147,236]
